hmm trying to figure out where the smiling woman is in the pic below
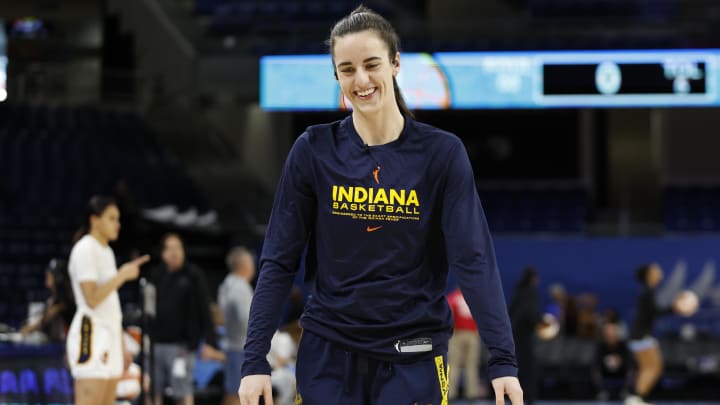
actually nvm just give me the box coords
[237,6,523,405]
[327,8,413,126]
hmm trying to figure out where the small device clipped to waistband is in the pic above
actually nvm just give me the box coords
[394,337,432,353]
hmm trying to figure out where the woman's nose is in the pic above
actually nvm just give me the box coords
[355,68,370,86]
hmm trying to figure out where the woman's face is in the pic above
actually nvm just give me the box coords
[162,235,186,271]
[333,30,400,116]
[603,322,619,344]
[92,204,121,242]
[45,271,55,291]
[647,264,664,287]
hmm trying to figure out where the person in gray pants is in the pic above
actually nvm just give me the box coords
[218,246,255,405]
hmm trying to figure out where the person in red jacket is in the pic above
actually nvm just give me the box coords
[447,288,484,400]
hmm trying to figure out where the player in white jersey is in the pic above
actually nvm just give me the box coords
[65,196,149,405]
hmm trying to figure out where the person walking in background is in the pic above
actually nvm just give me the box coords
[149,232,225,405]
[447,287,484,401]
[218,246,256,405]
[508,267,559,405]
[65,196,149,405]
[238,6,522,405]
[509,267,542,405]
[625,263,698,405]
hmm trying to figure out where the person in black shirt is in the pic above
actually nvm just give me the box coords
[625,263,693,405]
[149,233,224,405]
[509,268,542,405]
[593,316,631,400]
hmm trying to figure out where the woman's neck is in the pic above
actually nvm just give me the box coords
[89,230,108,246]
[352,107,404,147]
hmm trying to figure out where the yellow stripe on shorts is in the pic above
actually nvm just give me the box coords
[434,355,449,405]
[78,315,93,364]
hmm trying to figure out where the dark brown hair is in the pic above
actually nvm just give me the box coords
[160,232,184,250]
[327,5,414,118]
[518,266,539,288]
[635,264,652,284]
[73,195,117,243]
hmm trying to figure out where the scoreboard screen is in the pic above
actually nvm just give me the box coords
[543,63,706,95]
[260,49,720,110]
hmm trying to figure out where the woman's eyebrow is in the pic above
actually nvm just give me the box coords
[337,56,382,68]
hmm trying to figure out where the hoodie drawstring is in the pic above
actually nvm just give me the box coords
[343,351,395,394]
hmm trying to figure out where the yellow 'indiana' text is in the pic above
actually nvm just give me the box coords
[332,185,420,206]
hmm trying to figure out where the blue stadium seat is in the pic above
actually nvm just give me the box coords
[44,368,73,396]
[19,369,40,396]
[0,370,18,395]
[479,186,588,233]
[664,186,720,232]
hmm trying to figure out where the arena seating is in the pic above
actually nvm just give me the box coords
[533,336,720,399]
[197,0,393,36]
[188,0,686,54]
[0,103,209,328]
[528,0,676,21]
[664,186,720,232]
[479,186,588,233]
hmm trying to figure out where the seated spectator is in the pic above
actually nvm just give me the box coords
[19,258,75,342]
[577,293,600,339]
[268,331,296,405]
[601,308,629,340]
[544,283,567,323]
[592,318,632,400]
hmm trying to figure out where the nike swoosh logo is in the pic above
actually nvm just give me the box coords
[366,226,383,232]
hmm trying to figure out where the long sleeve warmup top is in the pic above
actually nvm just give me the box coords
[241,115,517,380]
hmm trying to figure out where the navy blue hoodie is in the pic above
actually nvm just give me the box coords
[241,115,517,380]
